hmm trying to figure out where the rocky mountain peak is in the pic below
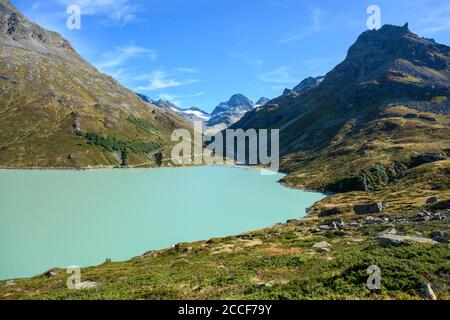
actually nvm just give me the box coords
[0,0,84,63]
[293,76,324,93]
[227,94,254,108]
[207,93,255,130]
[211,94,254,116]
[320,23,450,94]
[256,97,270,106]
[343,23,449,71]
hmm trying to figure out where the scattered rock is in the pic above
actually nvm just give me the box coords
[420,283,437,300]
[430,199,450,210]
[313,241,331,252]
[364,216,384,225]
[256,282,272,288]
[5,280,16,287]
[431,213,444,221]
[237,234,253,240]
[377,234,436,247]
[75,281,101,290]
[426,196,439,205]
[152,151,163,167]
[324,218,345,226]
[348,222,361,228]
[44,269,58,277]
[354,202,385,215]
[379,228,397,236]
[410,153,446,168]
[430,230,449,243]
[319,207,344,217]
[333,230,347,237]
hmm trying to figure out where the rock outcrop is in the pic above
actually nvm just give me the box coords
[354,202,385,215]
[377,234,436,247]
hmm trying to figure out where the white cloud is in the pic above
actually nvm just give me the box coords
[277,7,327,44]
[258,66,298,84]
[134,70,200,92]
[56,0,139,24]
[97,44,156,69]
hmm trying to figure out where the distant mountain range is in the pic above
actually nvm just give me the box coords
[136,93,211,123]
[136,92,270,133]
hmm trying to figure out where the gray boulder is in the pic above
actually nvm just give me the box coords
[377,234,436,247]
[323,218,345,230]
[410,153,446,168]
[318,225,332,231]
[430,199,450,210]
[379,228,397,236]
[364,216,384,225]
[44,269,58,277]
[430,230,449,243]
[75,281,101,290]
[354,202,384,215]
[420,283,437,300]
[319,207,344,217]
[5,280,16,287]
[313,241,331,252]
[426,196,439,205]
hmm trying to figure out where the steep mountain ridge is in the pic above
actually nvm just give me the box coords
[292,76,324,94]
[0,0,189,168]
[256,97,270,107]
[231,24,450,191]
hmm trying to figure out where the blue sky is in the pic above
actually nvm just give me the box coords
[11,0,450,112]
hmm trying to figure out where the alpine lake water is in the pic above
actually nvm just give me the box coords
[0,166,326,280]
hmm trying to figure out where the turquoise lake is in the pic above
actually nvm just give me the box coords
[0,166,326,280]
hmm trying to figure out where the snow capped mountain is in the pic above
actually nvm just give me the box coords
[255,97,270,107]
[136,92,270,133]
[135,93,211,123]
[207,94,255,132]
[181,108,211,121]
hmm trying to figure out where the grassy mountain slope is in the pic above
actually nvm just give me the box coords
[232,24,450,192]
[0,0,189,168]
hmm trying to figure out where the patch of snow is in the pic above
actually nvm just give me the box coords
[182,110,211,120]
